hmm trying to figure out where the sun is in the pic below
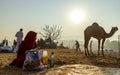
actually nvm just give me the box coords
[69,9,85,24]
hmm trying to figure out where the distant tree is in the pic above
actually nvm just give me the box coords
[39,25,62,49]
[37,38,45,49]
[109,41,118,50]
[45,37,57,49]
[39,24,62,41]
[105,40,118,51]
[105,39,110,49]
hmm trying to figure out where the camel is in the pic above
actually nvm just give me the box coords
[84,22,118,56]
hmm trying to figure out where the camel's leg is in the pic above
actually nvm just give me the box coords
[86,45,90,56]
[84,37,87,56]
[102,38,105,56]
[98,40,101,56]
[90,40,94,55]
[84,42,87,56]
[84,48,87,56]
[86,39,90,56]
[84,38,90,56]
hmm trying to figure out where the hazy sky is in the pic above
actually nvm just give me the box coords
[0,0,120,42]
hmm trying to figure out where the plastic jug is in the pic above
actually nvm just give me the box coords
[42,50,48,65]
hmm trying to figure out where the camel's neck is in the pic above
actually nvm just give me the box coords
[105,29,116,38]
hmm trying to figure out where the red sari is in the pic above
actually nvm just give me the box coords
[11,31,38,68]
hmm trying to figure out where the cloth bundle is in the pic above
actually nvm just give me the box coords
[23,50,48,70]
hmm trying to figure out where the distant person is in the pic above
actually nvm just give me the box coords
[75,40,81,52]
[9,31,39,68]
[60,42,63,47]
[1,39,6,47]
[59,42,64,48]
[14,28,23,52]
[5,40,8,46]
[12,40,17,51]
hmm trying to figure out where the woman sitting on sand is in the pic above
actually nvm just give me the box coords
[9,31,39,68]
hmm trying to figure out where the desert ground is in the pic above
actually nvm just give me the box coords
[0,49,120,75]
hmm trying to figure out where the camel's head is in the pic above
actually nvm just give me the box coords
[112,27,118,32]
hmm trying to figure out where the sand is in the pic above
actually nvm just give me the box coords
[0,49,120,75]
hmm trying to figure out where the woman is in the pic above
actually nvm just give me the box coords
[10,31,39,68]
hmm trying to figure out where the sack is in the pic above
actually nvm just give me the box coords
[23,50,44,70]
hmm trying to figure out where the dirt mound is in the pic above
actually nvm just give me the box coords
[46,64,105,75]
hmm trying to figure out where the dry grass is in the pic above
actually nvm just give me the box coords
[0,49,120,75]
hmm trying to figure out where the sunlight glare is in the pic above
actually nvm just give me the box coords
[69,9,85,24]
